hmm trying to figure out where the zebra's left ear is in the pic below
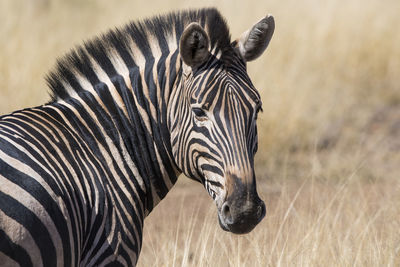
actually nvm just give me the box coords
[233,15,275,62]
[180,22,210,68]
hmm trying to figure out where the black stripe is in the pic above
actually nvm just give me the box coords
[0,228,33,266]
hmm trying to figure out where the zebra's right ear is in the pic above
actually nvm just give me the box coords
[179,22,210,68]
[233,15,275,62]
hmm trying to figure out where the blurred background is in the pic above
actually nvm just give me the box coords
[1,0,399,266]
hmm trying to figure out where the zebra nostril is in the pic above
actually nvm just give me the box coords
[222,202,231,218]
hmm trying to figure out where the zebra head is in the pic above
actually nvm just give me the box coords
[170,15,275,234]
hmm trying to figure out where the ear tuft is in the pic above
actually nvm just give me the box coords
[234,15,275,62]
[179,23,210,67]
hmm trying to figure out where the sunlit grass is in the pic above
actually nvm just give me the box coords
[138,174,400,266]
[1,0,399,266]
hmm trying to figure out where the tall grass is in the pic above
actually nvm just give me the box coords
[1,0,399,266]
[138,177,400,266]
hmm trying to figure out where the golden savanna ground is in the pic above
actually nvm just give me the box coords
[1,0,399,266]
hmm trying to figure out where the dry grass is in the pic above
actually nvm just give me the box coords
[1,0,399,266]
[139,177,400,266]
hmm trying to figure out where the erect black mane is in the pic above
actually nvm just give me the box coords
[46,8,232,100]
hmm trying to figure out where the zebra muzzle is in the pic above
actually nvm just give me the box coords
[218,194,266,234]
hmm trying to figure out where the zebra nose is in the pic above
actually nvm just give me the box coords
[218,197,266,234]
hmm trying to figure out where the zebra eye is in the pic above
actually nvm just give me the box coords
[192,107,207,120]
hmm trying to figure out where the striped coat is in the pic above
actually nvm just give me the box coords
[0,8,274,266]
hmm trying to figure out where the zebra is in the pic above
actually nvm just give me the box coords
[0,8,274,266]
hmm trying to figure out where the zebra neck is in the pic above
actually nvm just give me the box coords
[124,50,183,213]
[53,49,182,215]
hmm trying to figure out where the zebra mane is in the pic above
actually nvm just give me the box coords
[46,8,232,100]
